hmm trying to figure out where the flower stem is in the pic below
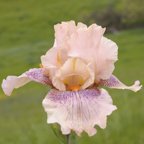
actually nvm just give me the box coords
[65,133,77,144]
[51,124,77,144]
[66,134,70,144]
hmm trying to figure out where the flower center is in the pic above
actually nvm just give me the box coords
[63,74,85,91]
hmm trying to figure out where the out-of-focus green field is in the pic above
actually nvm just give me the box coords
[0,0,144,144]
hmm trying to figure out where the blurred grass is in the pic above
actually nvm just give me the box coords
[0,0,144,144]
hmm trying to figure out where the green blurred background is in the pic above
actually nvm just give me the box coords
[0,0,144,143]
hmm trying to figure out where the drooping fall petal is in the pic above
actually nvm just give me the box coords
[99,75,142,92]
[1,68,51,96]
[42,88,117,136]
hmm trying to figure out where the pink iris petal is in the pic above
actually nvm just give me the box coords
[67,24,105,59]
[54,21,76,47]
[99,75,142,92]
[1,68,51,96]
[41,48,59,69]
[25,68,51,85]
[67,24,118,80]
[95,37,118,80]
[42,88,117,136]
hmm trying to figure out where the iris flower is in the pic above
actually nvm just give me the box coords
[2,21,142,136]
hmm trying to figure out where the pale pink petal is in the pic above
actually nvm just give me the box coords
[99,75,142,92]
[42,88,117,136]
[41,47,69,69]
[52,58,95,91]
[42,22,118,82]
[95,37,118,80]
[41,47,69,79]
[77,22,87,29]
[42,21,76,70]
[54,21,88,47]
[2,75,30,96]
[66,23,118,81]
[67,24,105,60]
[1,68,51,96]
[81,63,95,90]
[54,21,76,47]
[41,48,58,69]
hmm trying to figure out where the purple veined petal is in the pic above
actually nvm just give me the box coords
[42,88,117,136]
[99,75,142,92]
[1,68,51,96]
[25,68,51,85]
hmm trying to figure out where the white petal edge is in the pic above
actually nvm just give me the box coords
[2,75,30,96]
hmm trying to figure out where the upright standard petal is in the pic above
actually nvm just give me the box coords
[67,23,118,81]
[2,68,51,96]
[42,89,117,136]
[67,24,105,61]
[54,21,76,47]
[41,48,58,69]
[54,21,88,48]
[95,37,118,80]
[99,75,142,92]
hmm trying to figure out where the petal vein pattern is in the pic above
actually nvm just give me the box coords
[1,68,51,96]
[99,75,142,92]
[42,89,117,136]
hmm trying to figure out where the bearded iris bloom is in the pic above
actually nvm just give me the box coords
[2,21,142,136]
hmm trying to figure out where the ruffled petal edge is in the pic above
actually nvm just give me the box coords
[42,88,117,136]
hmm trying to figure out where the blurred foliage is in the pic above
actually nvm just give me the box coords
[116,0,144,25]
[0,0,144,143]
[86,0,144,32]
